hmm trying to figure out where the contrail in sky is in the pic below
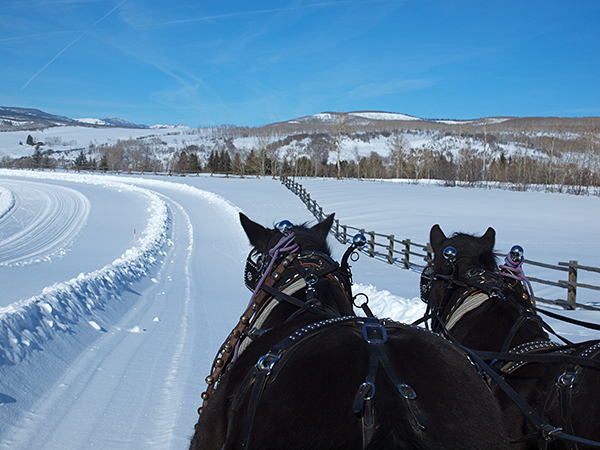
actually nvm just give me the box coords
[21,0,128,91]
[139,0,382,28]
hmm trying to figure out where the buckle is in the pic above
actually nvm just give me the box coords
[361,320,388,344]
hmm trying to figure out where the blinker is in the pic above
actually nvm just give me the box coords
[443,246,457,263]
[276,220,293,235]
[509,245,524,264]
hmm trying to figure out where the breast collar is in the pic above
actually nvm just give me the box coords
[237,250,354,356]
[438,267,533,331]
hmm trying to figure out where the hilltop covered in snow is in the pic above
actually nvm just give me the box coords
[1,108,599,194]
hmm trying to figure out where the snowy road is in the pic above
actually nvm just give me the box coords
[1,171,599,450]
[0,177,151,307]
[0,179,90,266]
[0,172,324,450]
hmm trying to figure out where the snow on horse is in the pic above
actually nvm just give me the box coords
[190,213,509,450]
[422,224,600,449]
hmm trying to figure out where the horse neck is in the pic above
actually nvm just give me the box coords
[259,275,354,331]
[444,288,549,352]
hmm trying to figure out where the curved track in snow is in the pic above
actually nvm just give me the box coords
[0,180,90,266]
[0,173,264,450]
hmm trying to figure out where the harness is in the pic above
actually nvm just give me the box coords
[201,227,428,449]
[352,318,427,448]
[422,244,600,449]
[226,316,428,449]
[197,230,354,414]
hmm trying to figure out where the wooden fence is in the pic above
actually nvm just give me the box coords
[281,176,600,311]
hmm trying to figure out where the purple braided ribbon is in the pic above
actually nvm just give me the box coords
[499,255,536,306]
[233,232,299,361]
[248,232,299,306]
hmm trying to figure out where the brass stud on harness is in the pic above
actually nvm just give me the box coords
[223,344,233,353]
[201,392,210,400]
[240,315,250,324]
[215,358,224,367]
[250,302,259,311]
[205,375,215,385]
[232,330,241,338]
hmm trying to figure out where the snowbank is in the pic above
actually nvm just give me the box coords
[0,171,169,364]
[0,170,247,365]
[0,185,15,220]
[353,283,426,323]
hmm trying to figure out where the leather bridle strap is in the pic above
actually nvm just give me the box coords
[474,349,600,371]
[450,337,600,448]
[228,316,357,449]
[259,284,337,318]
[535,307,600,331]
[353,319,426,448]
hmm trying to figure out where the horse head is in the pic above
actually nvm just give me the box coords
[239,212,355,331]
[425,224,546,349]
[429,223,498,277]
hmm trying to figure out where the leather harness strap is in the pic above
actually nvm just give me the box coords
[228,316,357,450]
[429,267,600,448]
[353,318,427,448]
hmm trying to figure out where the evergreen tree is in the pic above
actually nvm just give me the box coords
[26,135,35,146]
[207,150,219,173]
[99,153,109,172]
[74,150,88,168]
[219,149,232,173]
[188,153,200,174]
[176,151,188,174]
[32,146,43,168]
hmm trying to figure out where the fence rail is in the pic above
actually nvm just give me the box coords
[281,176,600,311]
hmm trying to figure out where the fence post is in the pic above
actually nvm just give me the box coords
[319,206,324,222]
[368,231,375,257]
[342,225,347,243]
[567,260,578,309]
[334,219,340,241]
[388,235,394,264]
[404,239,411,269]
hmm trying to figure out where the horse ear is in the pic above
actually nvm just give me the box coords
[430,224,446,250]
[311,213,335,240]
[481,227,496,249]
[240,212,274,252]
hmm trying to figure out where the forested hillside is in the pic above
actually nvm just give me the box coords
[2,110,599,194]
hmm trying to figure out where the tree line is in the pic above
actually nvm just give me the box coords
[2,120,599,195]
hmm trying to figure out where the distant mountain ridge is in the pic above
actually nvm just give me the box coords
[0,107,148,131]
[1,106,598,134]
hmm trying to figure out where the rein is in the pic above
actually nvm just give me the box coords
[422,246,600,449]
[197,231,354,416]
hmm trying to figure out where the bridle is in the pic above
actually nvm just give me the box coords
[197,223,357,415]
[420,244,600,449]
[421,245,553,353]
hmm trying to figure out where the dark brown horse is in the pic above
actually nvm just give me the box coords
[190,214,509,450]
[424,224,600,449]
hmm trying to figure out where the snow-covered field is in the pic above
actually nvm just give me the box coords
[1,169,600,449]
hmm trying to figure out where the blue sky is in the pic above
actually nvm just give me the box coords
[1,0,599,127]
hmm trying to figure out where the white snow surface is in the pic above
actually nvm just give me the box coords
[0,170,599,449]
[0,186,15,219]
[348,111,421,121]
